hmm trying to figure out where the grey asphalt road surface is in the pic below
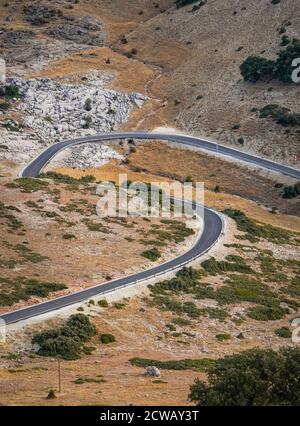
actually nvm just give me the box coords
[1,131,299,325]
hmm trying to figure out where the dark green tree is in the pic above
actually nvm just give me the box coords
[240,56,274,82]
[189,347,300,406]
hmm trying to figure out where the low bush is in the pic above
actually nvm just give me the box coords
[62,233,76,240]
[201,256,255,275]
[216,333,231,342]
[247,305,287,321]
[259,104,300,127]
[98,299,109,308]
[130,357,216,371]
[39,172,95,185]
[240,56,274,82]
[0,276,66,306]
[282,275,300,297]
[175,0,200,8]
[0,84,21,99]
[171,317,191,326]
[223,209,298,244]
[275,326,292,338]
[282,182,300,199]
[0,101,11,112]
[6,178,49,193]
[141,247,161,261]
[100,333,116,344]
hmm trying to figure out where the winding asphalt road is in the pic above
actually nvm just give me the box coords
[1,131,299,325]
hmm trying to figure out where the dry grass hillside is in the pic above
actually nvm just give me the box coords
[0,0,300,407]
[114,0,300,165]
[1,0,299,165]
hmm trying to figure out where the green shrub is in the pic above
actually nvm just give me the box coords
[141,247,161,261]
[223,209,298,244]
[259,104,300,127]
[62,233,76,240]
[282,275,300,296]
[282,182,300,199]
[113,302,126,309]
[281,35,290,46]
[171,317,191,326]
[130,356,216,371]
[189,347,300,406]
[0,276,66,307]
[166,323,176,331]
[201,256,255,275]
[176,266,202,280]
[275,326,292,338]
[98,299,109,308]
[0,101,11,112]
[7,178,49,193]
[216,333,231,341]
[247,305,287,321]
[175,0,200,8]
[39,171,95,185]
[74,376,106,384]
[100,333,116,344]
[0,84,21,99]
[205,307,229,321]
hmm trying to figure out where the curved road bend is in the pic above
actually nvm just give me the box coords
[21,131,300,180]
[1,131,299,325]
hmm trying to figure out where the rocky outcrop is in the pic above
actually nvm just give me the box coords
[0,72,146,166]
[22,1,105,46]
[23,3,63,26]
[46,16,105,46]
[0,30,35,49]
[10,72,146,141]
[46,143,124,169]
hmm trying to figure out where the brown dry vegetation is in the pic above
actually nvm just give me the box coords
[0,175,195,314]
[127,140,300,219]
[0,0,300,407]
[1,220,299,406]
[1,0,299,164]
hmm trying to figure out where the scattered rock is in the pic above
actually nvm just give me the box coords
[144,366,161,377]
